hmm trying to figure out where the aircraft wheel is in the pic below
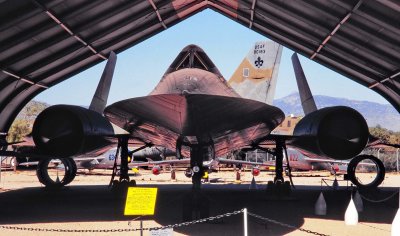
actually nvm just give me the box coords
[347,155,385,189]
[63,158,77,185]
[36,158,77,189]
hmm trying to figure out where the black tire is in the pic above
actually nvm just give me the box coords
[36,158,77,189]
[63,158,77,185]
[37,159,63,188]
[347,155,385,189]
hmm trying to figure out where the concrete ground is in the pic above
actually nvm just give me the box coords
[0,169,398,236]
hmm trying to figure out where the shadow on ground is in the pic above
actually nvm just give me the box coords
[0,184,398,235]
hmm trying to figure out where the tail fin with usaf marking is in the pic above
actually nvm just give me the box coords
[228,41,282,104]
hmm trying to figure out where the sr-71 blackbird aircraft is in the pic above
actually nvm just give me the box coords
[1,42,384,190]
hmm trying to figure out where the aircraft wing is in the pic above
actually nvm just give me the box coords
[129,157,276,169]
[17,156,105,167]
[105,94,284,157]
[302,157,350,164]
[216,158,276,167]
[18,159,64,167]
[69,157,104,162]
[129,158,190,167]
[18,161,39,167]
[302,157,375,166]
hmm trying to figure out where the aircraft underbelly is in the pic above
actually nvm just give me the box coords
[105,94,284,156]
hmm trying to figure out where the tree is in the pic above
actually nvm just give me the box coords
[7,119,30,142]
[6,100,49,143]
[369,126,390,142]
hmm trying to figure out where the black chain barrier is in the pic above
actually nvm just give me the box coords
[0,210,243,233]
[247,211,331,236]
[359,190,399,203]
[0,209,332,235]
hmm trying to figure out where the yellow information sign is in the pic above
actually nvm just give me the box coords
[124,187,158,216]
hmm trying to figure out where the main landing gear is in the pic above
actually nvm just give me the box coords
[258,138,293,197]
[109,137,148,190]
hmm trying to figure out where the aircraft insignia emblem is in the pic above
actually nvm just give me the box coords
[254,56,263,68]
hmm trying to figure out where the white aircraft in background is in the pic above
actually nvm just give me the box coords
[17,146,175,170]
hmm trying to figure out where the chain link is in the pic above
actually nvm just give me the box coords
[360,190,399,203]
[1,209,332,235]
[0,225,138,233]
[146,209,244,231]
[0,209,244,233]
[247,211,330,236]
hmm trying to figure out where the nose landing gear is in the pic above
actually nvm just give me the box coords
[182,143,212,221]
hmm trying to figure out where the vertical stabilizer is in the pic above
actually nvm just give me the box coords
[228,41,282,104]
[291,53,317,115]
[89,51,117,114]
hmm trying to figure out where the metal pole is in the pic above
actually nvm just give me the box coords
[243,208,248,236]
[140,220,143,236]
[396,148,399,173]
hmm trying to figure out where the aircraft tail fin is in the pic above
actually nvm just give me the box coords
[89,51,117,114]
[291,53,317,115]
[228,41,283,104]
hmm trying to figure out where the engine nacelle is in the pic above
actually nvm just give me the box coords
[292,106,368,160]
[32,105,115,157]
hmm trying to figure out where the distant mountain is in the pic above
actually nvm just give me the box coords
[273,92,400,131]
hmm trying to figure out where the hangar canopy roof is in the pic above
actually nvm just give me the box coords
[0,0,399,132]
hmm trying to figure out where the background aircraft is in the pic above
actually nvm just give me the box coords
[15,145,175,170]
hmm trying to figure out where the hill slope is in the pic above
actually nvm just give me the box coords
[273,92,400,131]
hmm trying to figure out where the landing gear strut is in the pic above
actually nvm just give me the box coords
[190,145,205,190]
[119,137,130,183]
[182,143,210,221]
[109,137,140,189]
[261,138,292,196]
[274,140,285,184]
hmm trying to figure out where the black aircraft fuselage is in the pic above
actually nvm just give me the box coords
[28,45,373,190]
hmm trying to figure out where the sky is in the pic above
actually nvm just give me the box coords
[35,9,389,106]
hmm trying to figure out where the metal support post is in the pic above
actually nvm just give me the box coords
[119,136,129,182]
[396,148,399,173]
[140,220,143,236]
[243,208,248,236]
[274,140,284,183]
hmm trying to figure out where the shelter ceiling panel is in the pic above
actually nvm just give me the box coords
[0,0,399,133]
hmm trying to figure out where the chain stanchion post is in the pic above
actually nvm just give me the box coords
[243,208,248,236]
[140,220,143,236]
